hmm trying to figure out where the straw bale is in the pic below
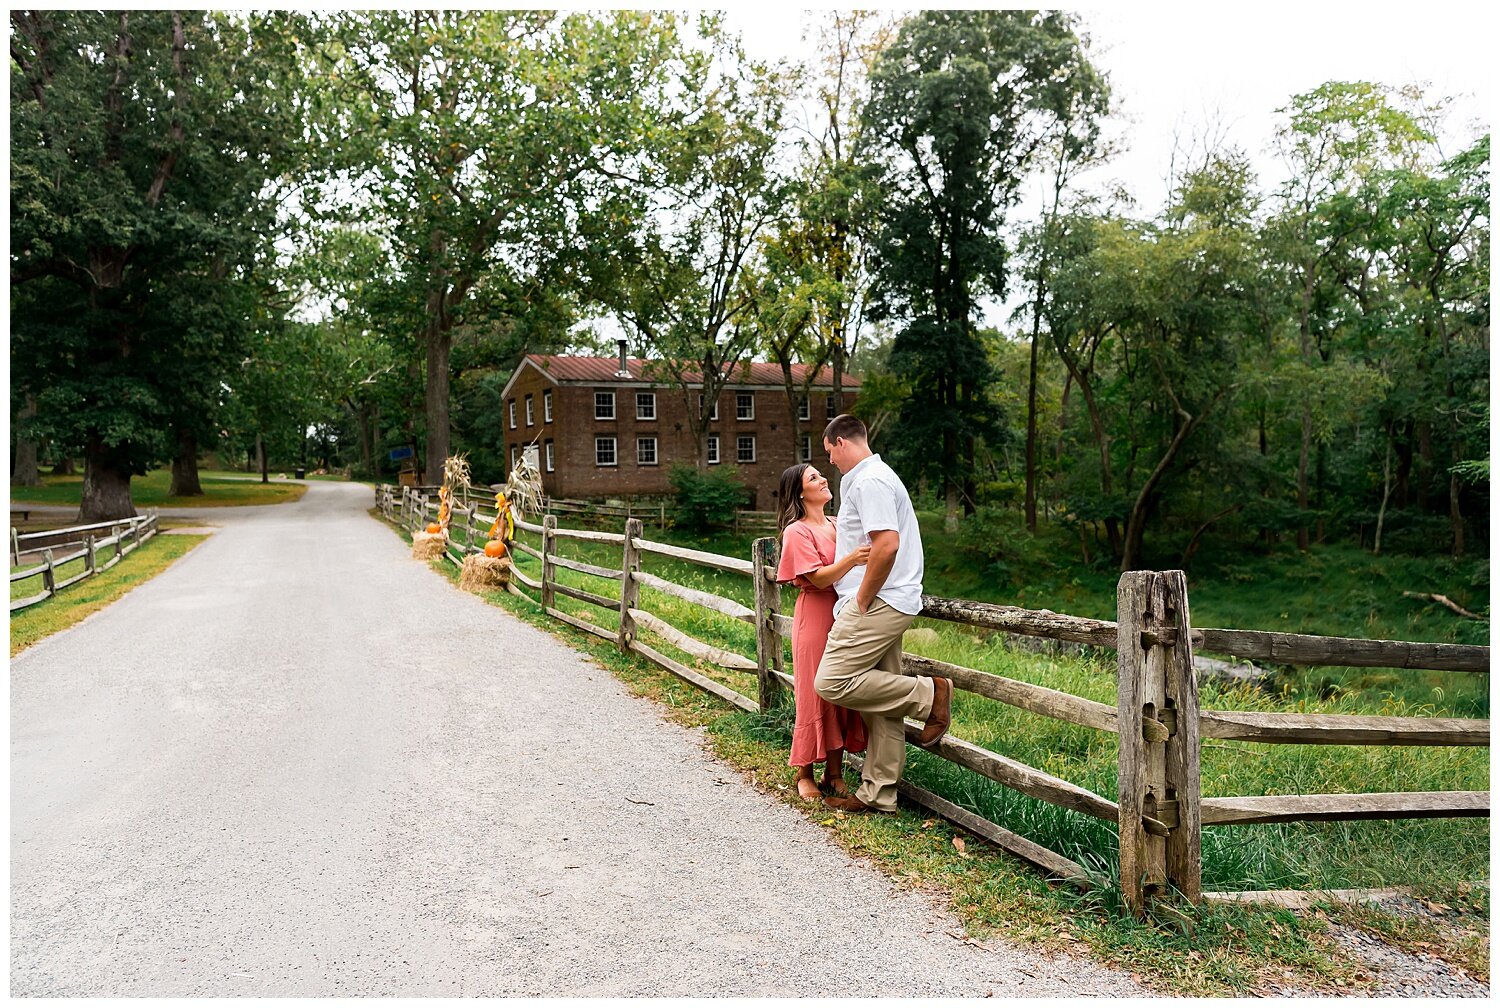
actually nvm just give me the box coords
[411,530,447,560]
[459,553,512,591]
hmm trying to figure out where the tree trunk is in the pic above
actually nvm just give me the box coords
[829,346,844,509]
[13,395,40,486]
[1449,471,1464,558]
[423,321,452,485]
[257,431,269,484]
[80,435,136,523]
[1295,404,1312,551]
[53,455,76,476]
[1024,297,1043,532]
[356,401,375,475]
[169,426,203,496]
[1373,426,1393,556]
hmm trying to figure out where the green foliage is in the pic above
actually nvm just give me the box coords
[667,464,749,532]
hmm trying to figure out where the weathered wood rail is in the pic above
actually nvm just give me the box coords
[9,511,161,612]
[378,483,1491,915]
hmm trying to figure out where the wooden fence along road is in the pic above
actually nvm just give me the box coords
[10,512,161,612]
[378,484,1490,915]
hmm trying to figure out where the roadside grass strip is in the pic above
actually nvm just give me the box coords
[11,469,307,509]
[379,510,1488,995]
[9,533,208,656]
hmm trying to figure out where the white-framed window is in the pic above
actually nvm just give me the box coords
[736,392,754,420]
[707,435,720,465]
[826,394,837,418]
[636,391,656,420]
[510,444,519,469]
[543,389,553,422]
[508,400,517,429]
[525,394,534,426]
[799,397,810,421]
[544,440,555,472]
[699,394,719,420]
[737,435,756,463]
[595,390,615,420]
[637,436,657,466]
[800,435,811,462]
[595,436,617,466]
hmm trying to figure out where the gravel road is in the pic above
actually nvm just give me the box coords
[11,481,1148,996]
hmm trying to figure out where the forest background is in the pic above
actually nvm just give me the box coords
[8,9,1490,613]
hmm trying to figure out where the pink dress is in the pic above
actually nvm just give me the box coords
[776,519,867,767]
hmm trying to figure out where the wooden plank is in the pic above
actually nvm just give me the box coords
[628,639,760,715]
[1201,790,1489,825]
[552,526,626,545]
[541,515,557,610]
[549,553,623,580]
[752,535,785,711]
[914,727,1134,828]
[617,520,641,653]
[512,541,544,562]
[54,568,93,591]
[771,612,795,636]
[514,518,544,534]
[900,653,1167,742]
[845,753,1092,886]
[512,568,543,591]
[545,605,617,642]
[919,595,1120,647]
[506,581,538,606]
[10,590,51,611]
[1202,887,1413,910]
[1116,570,1159,913]
[1160,570,1203,905]
[633,570,754,622]
[10,564,46,583]
[633,536,754,576]
[552,581,621,612]
[1199,710,1491,746]
[1195,627,1487,674]
[628,608,757,670]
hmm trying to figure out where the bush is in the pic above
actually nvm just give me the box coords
[668,463,748,532]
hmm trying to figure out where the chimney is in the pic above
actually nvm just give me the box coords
[615,338,630,378]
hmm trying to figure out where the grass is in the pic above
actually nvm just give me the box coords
[386,506,1489,994]
[11,469,307,509]
[9,532,208,655]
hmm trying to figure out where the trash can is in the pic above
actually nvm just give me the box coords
[294,467,306,479]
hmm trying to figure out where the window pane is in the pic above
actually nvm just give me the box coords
[736,392,753,419]
[737,435,755,462]
[595,391,615,419]
[508,401,516,428]
[799,398,810,421]
[707,435,719,464]
[525,395,534,424]
[637,437,656,464]
[636,392,655,420]
[595,437,616,465]
[545,441,554,472]
[826,394,836,418]
[800,435,811,462]
[543,391,553,421]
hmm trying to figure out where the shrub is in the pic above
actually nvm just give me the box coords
[668,463,748,532]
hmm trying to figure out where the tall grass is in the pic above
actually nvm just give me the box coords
[501,515,1488,898]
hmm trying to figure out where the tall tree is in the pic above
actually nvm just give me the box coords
[10,11,300,519]
[860,10,1107,528]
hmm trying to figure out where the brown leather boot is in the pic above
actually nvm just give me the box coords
[823,794,896,814]
[917,676,952,747]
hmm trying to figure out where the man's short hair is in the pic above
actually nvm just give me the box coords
[823,414,867,445]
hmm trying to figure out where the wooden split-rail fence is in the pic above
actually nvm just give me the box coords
[10,511,161,612]
[378,483,1490,915]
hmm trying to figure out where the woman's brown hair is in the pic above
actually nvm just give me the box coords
[777,463,812,534]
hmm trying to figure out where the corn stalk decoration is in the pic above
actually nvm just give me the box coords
[437,454,472,535]
[487,450,543,546]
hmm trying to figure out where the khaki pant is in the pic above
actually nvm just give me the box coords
[814,598,933,811]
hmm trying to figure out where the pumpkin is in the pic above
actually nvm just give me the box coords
[426,522,442,534]
[483,539,507,558]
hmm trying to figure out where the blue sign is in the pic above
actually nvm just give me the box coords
[388,446,414,461]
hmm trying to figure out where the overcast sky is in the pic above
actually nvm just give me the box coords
[724,5,1491,332]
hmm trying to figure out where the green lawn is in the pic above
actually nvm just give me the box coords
[397,510,1489,993]
[9,532,208,655]
[11,469,307,509]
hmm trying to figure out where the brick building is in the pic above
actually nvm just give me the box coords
[497,344,859,509]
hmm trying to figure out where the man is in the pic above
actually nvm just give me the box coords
[813,414,950,814]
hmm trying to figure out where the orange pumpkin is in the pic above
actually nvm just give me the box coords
[426,522,442,534]
[483,539,507,558]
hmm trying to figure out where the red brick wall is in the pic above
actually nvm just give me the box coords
[505,372,856,510]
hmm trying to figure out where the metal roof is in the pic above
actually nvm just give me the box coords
[525,354,861,388]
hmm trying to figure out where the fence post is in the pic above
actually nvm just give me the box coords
[1116,570,1202,916]
[42,548,55,597]
[112,525,123,561]
[752,536,785,711]
[85,534,96,576]
[617,517,642,655]
[11,527,19,566]
[541,515,557,610]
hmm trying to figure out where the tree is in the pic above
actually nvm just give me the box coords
[10,11,300,519]
[311,11,680,484]
[860,10,1107,528]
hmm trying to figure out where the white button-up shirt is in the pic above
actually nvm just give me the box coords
[832,453,925,617]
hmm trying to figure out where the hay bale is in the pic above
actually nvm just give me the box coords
[411,530,447,560]
[459,553,512,591]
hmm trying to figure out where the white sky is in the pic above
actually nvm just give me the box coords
[725,4,1492,330]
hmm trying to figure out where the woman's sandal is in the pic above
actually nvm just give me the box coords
[820,776,852,798]
[795,778,823,802]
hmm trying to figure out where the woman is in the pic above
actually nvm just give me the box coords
[775,462,870,801]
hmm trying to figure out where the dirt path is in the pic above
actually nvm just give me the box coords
[10,482,1147,996]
